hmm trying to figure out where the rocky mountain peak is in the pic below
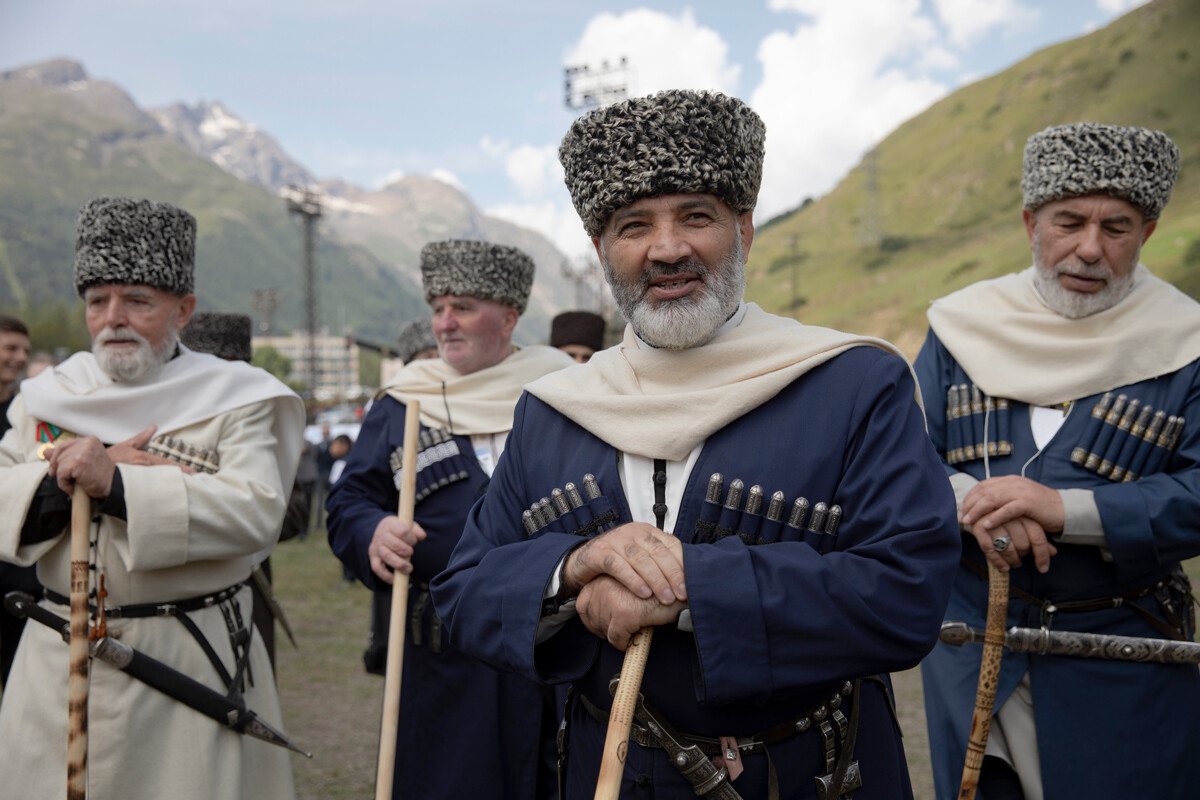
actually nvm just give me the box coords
[1,58,87,87]
[148,99,316,192]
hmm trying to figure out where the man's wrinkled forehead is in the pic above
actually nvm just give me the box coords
[84,284,162,302]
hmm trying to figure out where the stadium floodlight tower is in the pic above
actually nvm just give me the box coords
[283,185,323,398]
[563,56,632,112]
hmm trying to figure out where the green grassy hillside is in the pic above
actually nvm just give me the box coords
[748,0,1200,356]
[0,73,426,343]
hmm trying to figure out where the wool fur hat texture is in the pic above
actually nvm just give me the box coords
[550,311,606,351]
[1022,123,1181,220]
[396,317,438,364]
[180,312,253,362]
[74,196,196,297]
[558,89,766,237]
[420,240,535,315]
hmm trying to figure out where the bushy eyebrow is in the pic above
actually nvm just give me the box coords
[1050,209,1135,227]
[610,197,721,226]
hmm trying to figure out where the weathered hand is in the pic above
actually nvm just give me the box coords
[960,475,1065,534]
[368,516,428,584]
[104,425,193,472]
[563,522,686,605]
[46,436,117,498]
[576,575,685,650]
[964,515,1057,574]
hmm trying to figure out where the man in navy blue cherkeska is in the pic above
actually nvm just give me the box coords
[919,124,1200,800]
[326,240,574,799]
[432,89,960,800]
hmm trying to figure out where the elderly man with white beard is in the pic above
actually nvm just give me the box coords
[432,89,961,800]
[916,124,1200,800]
[0,197,304,800]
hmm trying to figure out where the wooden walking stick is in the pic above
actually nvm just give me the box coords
[957,561,1010,800]
[374,401,421,800]
[594,626,654,800]
[67,484,91,800]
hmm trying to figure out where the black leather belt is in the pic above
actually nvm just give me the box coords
[44,582,246,619]
[578,681,856,758]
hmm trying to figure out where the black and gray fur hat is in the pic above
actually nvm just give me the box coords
[420,240,535,315]
[396,317,438,364]
[558,89,766,237]
[180,312,253,362]
[550,310,606,351]
[74,197,196,297]
[1022,123,1181,220]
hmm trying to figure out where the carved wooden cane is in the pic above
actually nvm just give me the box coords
[67,484,91,799]
[374,402,421,800]
[594,626,654,800]
[957,561,1009,800]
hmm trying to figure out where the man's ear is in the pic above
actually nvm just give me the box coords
[1141,219,1158,246]
[502,306,519,338]
[176,294,197,329]
[1022,209,1038,246]
[738,213,755,259]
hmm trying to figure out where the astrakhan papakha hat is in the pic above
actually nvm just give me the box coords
[395,317,438,364]
[180,312,253,362]
[420,240,535,315]
[558,89,766,237]
[550,310,606,351]
[74,196,196,297]
[1022,123,1181,220]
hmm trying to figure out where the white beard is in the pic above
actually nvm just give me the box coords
[93,325,176,381]
[1032,233,1138,320]
[603,231,745,350]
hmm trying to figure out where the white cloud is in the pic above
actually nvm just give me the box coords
[564,8,741,98]
[479,9,744,255]
[931,0,1039,48]
[504,144,563,200]
[1096,0,1151,13]
[479,135,510,158]
[487,200,594,261]
[430,168,465,191]
[752,0,948,218]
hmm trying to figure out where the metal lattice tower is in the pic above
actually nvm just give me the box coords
[284,186,323,396]
[563,57,632,112]
[857,148,883,247]
[251,287,280,334]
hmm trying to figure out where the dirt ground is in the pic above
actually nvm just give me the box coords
[270,533,936,799]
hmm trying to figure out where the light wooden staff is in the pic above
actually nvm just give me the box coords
[374,401,421,800]
[67,484,91,800]
[957,561,1010,800]
[594,626,654,800]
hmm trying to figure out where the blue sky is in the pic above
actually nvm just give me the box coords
[1,0,1150,258]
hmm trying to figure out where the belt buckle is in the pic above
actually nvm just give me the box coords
[156,603,177,617]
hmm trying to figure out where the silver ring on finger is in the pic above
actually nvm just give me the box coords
[992,535,1011,552]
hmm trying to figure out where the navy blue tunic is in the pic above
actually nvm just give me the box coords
[326,395,557,799]
[916,328,1200,800]
[432,347,961,799]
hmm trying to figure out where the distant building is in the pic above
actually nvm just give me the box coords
[252,330,376,402]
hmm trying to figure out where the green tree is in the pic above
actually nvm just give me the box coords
[252,345,293,382]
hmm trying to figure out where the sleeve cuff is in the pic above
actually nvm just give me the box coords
[949,472,979,508]
[1056,488,1109,550]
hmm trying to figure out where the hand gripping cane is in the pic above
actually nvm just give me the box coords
[957,561,1009,800]
[67,484,91,800]
[594,626,654,800]
[374,402,421,800]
